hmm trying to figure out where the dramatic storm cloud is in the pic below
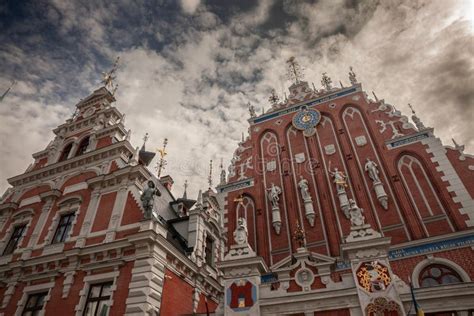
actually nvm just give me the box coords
[0,0,472,197]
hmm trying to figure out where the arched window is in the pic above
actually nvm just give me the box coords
[75,136,90,156]
[58,143,73,162]
[419,264,462,287]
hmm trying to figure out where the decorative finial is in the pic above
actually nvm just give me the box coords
[101,56,120,91]
[293,222,306,248]
[408,103,426,131]
[321,72,332,90]
[348,66,357,85]
[312,82,317,92]
[155,138,168,178]
[286,56,304,84]
[268,89,280,106]
[183,180,188,199]
[141,133,149,151]
[219,158,226,185]
[248,102,256,118]
[208,159,213,188]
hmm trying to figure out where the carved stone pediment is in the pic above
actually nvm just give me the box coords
[271,249,336,273]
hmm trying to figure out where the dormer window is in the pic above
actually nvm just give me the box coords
[58,143,73,162]
[75,136,90,156]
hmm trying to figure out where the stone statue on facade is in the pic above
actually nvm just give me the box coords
[348,199,365,227]
[234,217,248,245]
[329,166,350,218]
[364,158,380,183]
[298,176,311,201]
[267,183,281,209]
[140,180,162,220]
[267,183,282,234]
[330,168,347,192]
[298,176,316,227]
[345,198,381,242]
[364,157,389,210]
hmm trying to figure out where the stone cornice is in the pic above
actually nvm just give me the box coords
[0,202,19,212]
[8,141,135,188]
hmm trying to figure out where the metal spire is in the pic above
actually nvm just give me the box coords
[408,103,426,131]
[156,137,168,178]
[208,159,213,188]
[141,133,149,151]
[183,180,188,199]
[286,56,304,84]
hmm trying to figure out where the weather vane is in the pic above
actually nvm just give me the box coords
[156,138,168,178]
[101,56,120,93]
[286,56,304,84]
[208,159,213,188]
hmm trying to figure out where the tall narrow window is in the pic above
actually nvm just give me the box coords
[76,137,90,156]
[83,282,113,316]
[52,213,75,244]
[58,143,73,162]
[205,236,214,267]
[3,224,26,255]
[22,292,48,316]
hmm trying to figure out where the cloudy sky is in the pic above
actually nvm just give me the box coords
[0,0,473,198]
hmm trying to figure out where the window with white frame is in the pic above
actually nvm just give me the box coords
[21,291,48,316]
[51,213,75,244]
[3,224,26,255]
[83,282,113,316]
[44,198,80,246]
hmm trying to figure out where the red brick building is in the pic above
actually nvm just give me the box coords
[217,63,474,315]
[0,86,224,315]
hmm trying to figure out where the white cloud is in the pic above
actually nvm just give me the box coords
[180,0,201,15]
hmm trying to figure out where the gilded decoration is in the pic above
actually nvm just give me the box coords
[356,261,391,292]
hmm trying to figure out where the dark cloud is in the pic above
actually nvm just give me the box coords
[0,0,472,197]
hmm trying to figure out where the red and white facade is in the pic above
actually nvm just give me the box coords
[0,87,224,315]
[217,72,474,316]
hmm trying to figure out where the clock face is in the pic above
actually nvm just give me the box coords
[292,108,321,131]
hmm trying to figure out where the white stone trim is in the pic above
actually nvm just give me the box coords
[18,195,41,208]
[411,257,471,288]
[15,281,55,316]
[74,271,120,316]
[422,137,474,227]
[42,198,81,246]
[63,182,88,195]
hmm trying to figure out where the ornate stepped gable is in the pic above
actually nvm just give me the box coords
[217,60,474,316]
[0,84,225,315]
